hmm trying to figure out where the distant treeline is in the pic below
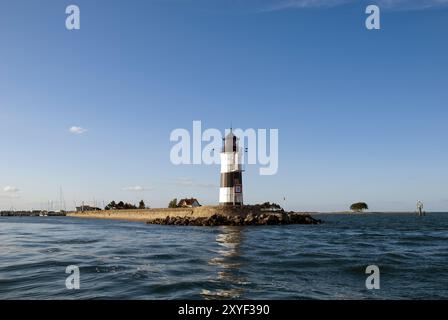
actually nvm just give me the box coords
[105,200,147,210]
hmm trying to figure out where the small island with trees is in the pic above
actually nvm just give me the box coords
[67,198,323,226]
[349,202,369,213]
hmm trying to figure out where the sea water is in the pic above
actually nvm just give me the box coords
[0,213,447,299]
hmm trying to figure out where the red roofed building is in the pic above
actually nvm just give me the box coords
[177,198,201,208]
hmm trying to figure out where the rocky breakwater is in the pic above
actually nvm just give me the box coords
[146,212,322,226]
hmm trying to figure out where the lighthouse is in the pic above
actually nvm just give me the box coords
[219,129,244,206]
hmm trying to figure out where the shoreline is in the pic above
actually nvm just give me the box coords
[311,211,437,215]
[66,206,322,225]
[2,210,444,219]
[2,210,443,219]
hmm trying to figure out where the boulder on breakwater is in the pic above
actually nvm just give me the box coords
[146,212,322,226]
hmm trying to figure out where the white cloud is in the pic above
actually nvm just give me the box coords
[175,177,216,188]
[269,0,350,10]
[370,0,448,9]
[3,186,20,193]
[122,186,152,192]
[264,0,448,10]
[1,186,20,199]
[69,126,87,134]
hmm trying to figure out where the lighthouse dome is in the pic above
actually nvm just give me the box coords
[225,131,236,140]
[223,130,238,152]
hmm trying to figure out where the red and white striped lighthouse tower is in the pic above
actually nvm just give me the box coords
[219,129,243,206]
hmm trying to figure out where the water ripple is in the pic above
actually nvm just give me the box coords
[1,214,448,299]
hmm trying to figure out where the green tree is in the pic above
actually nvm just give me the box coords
[139,200,146,209]
[123,202,137,210]
[168,198,178,208]
[255,202,283,211]
[105,200,138,210]
[105,201,116,210]
[350,202,369,213]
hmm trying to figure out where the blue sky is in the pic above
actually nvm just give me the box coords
[1,0,447,211]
